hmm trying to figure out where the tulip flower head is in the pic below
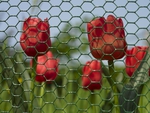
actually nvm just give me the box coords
[31,51,59,82]
[20,17,51,57]
[82,60,102,91]
[87,15,127,60]
[125,46,149,77]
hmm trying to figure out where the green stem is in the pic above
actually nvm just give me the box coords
[108,60,114,75]
[90,91,97,113]
[30,57,37,112]
[108,60,120,113]
[39,82,45,107]
[113,86,120,112]
[101,61,113,86]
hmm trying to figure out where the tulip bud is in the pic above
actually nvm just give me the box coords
[31,51,59,83]
[125,46,149,77]
[82,60,102,90]
[87,15,127,60]
[20,17,51,57]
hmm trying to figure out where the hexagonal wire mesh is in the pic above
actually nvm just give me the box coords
[0,0,150,113]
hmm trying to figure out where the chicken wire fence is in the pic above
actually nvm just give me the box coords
[0,0,150,113]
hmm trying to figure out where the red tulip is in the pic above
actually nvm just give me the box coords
[31,51,59,82]
[87,15,127,60]
[125,46,149,77]
[82,60,102,90]
[20,17,51,57]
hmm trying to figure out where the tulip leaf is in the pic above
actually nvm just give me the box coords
[119,48,150,113]
[0,49,28,113]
